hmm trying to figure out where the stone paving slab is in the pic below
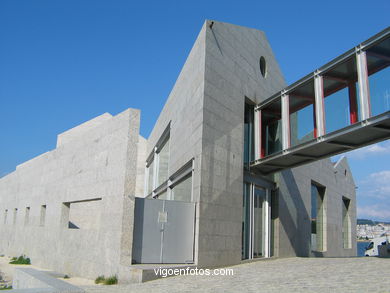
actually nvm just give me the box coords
[82,257,390,293]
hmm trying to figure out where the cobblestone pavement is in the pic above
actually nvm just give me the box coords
[83,257,390,293]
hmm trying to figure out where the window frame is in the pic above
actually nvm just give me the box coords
[310,181,327,252]
[155,159,194,202]
[144,125,171,197]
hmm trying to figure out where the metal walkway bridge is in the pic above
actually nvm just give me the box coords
[250,27,390,175]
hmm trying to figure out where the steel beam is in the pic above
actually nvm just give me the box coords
[254,109,261,160]
[356,49,371,120]
[327,141,356,149]
[281,94,290,150]
[314,73,326,137]
[372,125,390,133]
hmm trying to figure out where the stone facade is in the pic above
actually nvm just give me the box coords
[0,20,356,282]
[0,109,142,280]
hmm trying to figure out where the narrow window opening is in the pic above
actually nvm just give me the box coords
[244,102,255,167]
[13,208,18,225]
[25,207,30,226]
[311,183,326,252]
[40,205,46,227]
[342,197,352,249]
[3,210,7,224]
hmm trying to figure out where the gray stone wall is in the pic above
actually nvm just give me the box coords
[0,108,141,280]
[275,157,357,257]
[198,20,286,266]
[144,22,207,264]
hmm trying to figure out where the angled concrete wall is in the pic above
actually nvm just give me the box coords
[0,108,142,280]
[145,21,207,264]
[198,20,286,266]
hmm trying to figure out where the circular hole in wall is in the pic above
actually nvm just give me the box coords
[259,56,267,78]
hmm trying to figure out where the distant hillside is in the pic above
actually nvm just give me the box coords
[357,219,390,225]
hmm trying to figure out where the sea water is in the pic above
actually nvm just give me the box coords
[357,241,370,257]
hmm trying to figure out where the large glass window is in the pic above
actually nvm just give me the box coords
[145,128,170,197]
[171,175,192,202]
[289,80,316,147]
[157,190,168,200]
[323,57,359,133]
[241,183,270,260]
[261,98,282,156]
[147,158,154,195]
[253,187,266,258]
[242,183,251,260]
[244,103,254,167]
[366,37,390,117]
[311,183,326,252]
[157,139,169,186]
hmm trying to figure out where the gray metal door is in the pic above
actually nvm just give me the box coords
[132,198,196,264]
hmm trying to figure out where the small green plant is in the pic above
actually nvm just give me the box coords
[0,285,12,290]
[9,255,30,265]
[94,275,118,285]
[63,275,70,279]
[95,275,105,284]
[103,275,118,285]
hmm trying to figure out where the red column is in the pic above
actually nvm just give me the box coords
[259,110,265,158]
[313,99,318,138]
[348,82,358,124]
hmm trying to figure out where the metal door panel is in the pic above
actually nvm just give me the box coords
[132,198,164,263]
[132,198,195,264]
[162,200,196,263]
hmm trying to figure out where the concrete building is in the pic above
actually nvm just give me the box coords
[2,20,379,282]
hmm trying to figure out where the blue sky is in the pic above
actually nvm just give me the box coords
[0,0,389,221]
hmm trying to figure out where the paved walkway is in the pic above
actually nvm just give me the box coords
[83,257,390,293]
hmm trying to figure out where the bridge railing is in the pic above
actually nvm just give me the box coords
[253,27,390,163]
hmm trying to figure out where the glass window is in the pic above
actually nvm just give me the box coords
[171,175,192,202]
[157,190,168,200]
[147,159,154,195]
[366,38,390,117]
[157,139,169,186]
[244,103,254,166]
[368,67,389,116]
[342,197,352,249]
[323,57,359,133]
[242,183,251,260]
[261,98,282,156]
[289,80,316,147]
[145,128,170,196]
[311,184,325,251]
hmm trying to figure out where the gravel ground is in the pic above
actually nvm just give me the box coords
[82,257,390,293]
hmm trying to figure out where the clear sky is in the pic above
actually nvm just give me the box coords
[0,0,389,221]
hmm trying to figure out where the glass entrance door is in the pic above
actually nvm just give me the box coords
[253,187,265,258]
[242,183,270,260]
